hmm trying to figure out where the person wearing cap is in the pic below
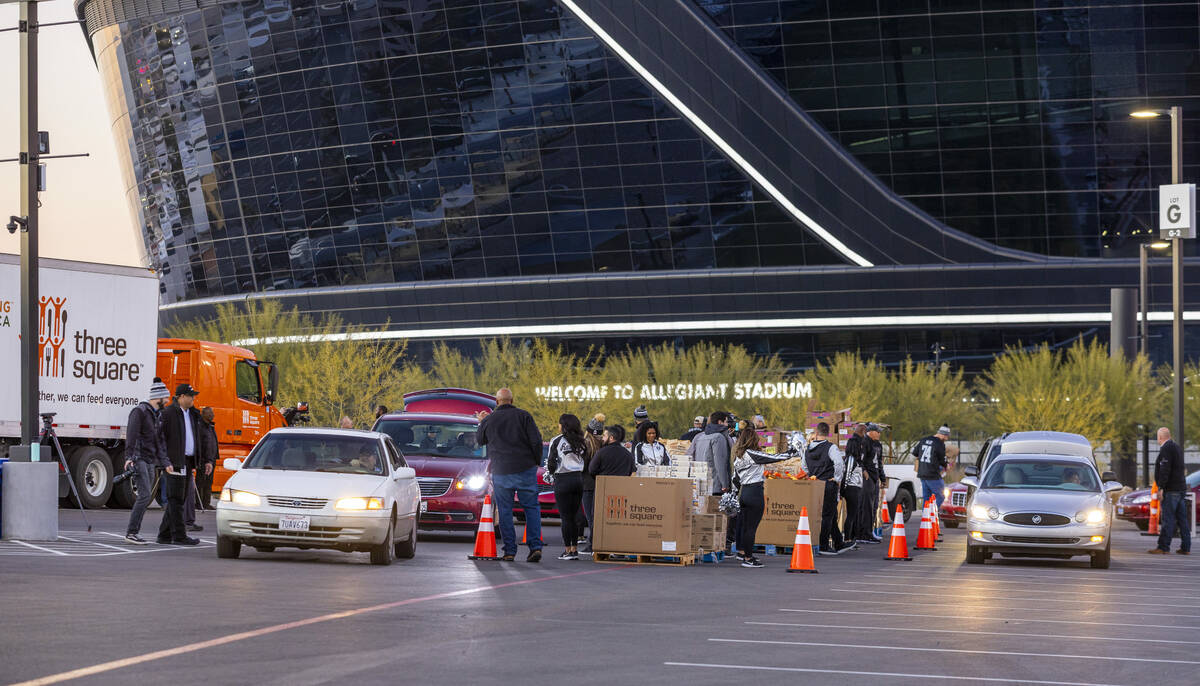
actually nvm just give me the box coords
[806,422,853,555]
[123,378,171,544]
[680,415,706,441]
[183,407,219,530]
[579,413,607,555]
[859,423,886,542]
[913,425,951,510]
[156,384,204,546]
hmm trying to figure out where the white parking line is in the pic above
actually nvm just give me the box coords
[862,571,1200,589]
[57,536,131,553]
[898,564,1198,582]
[12,541,68,556]
[746,621,1200,646]
[709,638,1200,665]
[779,608,1199,631]
[830,587,1196,609]
[664,662,1126,686]
[806,597,1200,620]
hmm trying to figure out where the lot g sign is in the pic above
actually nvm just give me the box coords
[1160,183,1196,239]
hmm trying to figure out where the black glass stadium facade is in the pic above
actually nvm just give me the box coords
[76,0,1200,369]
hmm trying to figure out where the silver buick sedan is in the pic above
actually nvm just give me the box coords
[962,453,1123,568]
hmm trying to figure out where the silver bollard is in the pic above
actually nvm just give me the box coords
[2,461,59,541]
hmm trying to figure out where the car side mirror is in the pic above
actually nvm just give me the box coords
[394,467,416,480]
[223,457,243,472]
[1104,481,1125,493]
[963,465,978,477]
[960,476,979,489]
[1101,471,1117,482]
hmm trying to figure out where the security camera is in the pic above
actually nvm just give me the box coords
[7,215,27,234]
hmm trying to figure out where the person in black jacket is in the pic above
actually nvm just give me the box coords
[913,425,950,508]
[588,425,635,479]
[547,414,587,560]
[679,416,705,441]
[858,423,886,542]
[183,406,219,530]
[476,388,544,562]
[579,414,606,555]
[123,379,170,544]
[156,384,203,545]
[1150,427,1191,554]
[805,422,851,556]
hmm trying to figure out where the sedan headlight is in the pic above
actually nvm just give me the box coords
[1076,509,1106,524]
[220,489,261,507]
[1131,494,1151,504]
[335,497,384,511]
[943,486,951,499]
[457,475,488,492]
[971,505,999,520]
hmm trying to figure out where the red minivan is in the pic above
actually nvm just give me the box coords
[372,388,560,530]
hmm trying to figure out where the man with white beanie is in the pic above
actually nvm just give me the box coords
[124,378,170,544]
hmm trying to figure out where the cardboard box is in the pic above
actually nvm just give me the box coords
[756,478,826,546]
[692,513,724,533]
[702,495,723,514]
[594,476,695,555]
[691,529,719,551]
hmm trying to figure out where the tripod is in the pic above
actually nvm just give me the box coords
[39,412,92,532]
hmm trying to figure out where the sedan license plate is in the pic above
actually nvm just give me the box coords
[419,501,428,513]
[278,515,310,532]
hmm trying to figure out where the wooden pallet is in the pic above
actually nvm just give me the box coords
[593,551,696,566]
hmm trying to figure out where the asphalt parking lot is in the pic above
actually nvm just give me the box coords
[0,508,1195,686]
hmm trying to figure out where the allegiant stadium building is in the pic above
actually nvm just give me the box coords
[76,0,1200,369]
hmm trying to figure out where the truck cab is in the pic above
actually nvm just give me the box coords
[155,339,289,493]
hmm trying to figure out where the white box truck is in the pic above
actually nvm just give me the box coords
[1,254,159,507]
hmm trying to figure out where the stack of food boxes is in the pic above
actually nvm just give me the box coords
[635,453,713,513]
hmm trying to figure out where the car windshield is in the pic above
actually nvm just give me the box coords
[375,419,485,459]
[244,434,386,475]
[1188,470,1200,489]
[982,459,1099,492]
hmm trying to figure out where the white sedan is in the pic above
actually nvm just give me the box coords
[216,428,420,565]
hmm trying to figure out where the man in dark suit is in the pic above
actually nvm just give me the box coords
[1150,427,1191,555]
[157,384,203,545]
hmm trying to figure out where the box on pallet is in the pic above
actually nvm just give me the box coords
[690,512,727,551]
[593,476,695,555]
[755,478,826,546]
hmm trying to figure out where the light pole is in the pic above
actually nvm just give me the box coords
[1139,241,1170,355]
[1131,106,1185,443]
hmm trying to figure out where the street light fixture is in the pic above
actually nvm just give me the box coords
[1140,241,1170,355]
[1131,106,1184,444]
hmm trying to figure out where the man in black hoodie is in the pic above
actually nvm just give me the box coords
[1150,427,1191,554]
[587,425,635,478]
[477,388,544,562]
[123,379,170,544]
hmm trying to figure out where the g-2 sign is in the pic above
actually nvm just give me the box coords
[1159,183,1196,239]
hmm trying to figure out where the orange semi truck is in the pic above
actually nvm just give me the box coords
[1,256,306,508]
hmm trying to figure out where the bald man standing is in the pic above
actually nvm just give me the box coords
[477,388,545,562]
[1150,427,1190,555]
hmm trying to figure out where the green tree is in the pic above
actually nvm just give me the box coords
[883,357,975,454]
[810,352,889,426]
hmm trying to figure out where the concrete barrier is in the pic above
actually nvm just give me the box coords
[1,461,59,541]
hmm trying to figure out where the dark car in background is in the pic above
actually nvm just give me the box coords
[1117,470,1200,531]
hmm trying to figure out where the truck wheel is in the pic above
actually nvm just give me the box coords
[891,488,915,523]
[1091,542,1111,569]
[371,519,396,566]
[966,542,985,564]
[68,446,113,509]
[217,536,241,559]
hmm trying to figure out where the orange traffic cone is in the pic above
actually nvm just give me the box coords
[885,505,912,561]
[521,525,543,545]
[787,506,818,574]
[1145,483,1160,536]
[468,495,501,560]
[879,493,891,524]
[916,498,937,550]
[933,499,944,542]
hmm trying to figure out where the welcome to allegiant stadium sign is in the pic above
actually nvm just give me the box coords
[534,381,813,403]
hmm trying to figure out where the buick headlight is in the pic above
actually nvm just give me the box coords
[1076,509,1106,524]
[943,487,951,499]
[457,475,488,492]
[970,505,998,520]
[335,497,384,511]
[221,489,261,507]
